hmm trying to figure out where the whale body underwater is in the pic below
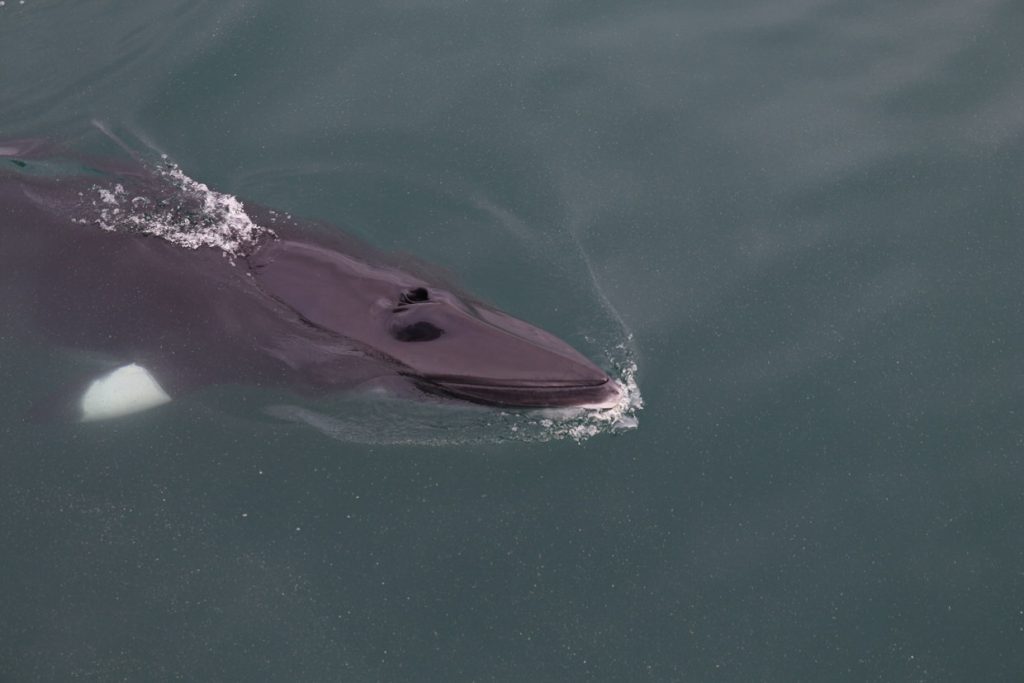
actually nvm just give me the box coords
[0,144,621,421]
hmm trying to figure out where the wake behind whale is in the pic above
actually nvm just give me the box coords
[0,142,641,443]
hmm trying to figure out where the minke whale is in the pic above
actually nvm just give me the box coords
[0,143,620,421]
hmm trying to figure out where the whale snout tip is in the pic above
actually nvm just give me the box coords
[574,377,624,410]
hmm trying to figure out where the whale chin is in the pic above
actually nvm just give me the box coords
[420,376,622,410]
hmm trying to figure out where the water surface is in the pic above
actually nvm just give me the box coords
[2,0,1023,680]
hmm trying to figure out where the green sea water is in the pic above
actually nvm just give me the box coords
[2,1,1023,680]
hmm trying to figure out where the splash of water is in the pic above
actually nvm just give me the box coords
[80,160,273,256]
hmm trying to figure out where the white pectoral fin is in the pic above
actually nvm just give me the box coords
[79,363,172,422]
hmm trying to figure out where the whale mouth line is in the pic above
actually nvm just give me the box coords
[423,376,610,390]
[421,376,620,409]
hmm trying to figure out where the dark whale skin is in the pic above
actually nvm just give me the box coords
[0,152,620,411]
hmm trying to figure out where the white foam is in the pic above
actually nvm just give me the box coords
[538,356,643,442]
[80,363,171,422]
[82,163,273,256]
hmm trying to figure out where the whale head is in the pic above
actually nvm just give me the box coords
[249,239,620,409]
